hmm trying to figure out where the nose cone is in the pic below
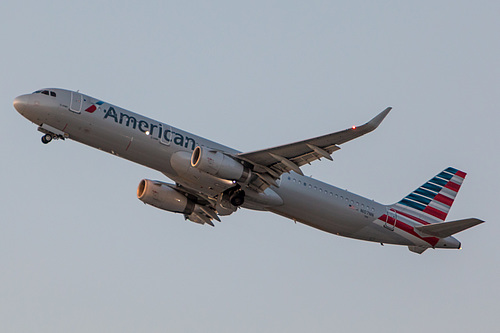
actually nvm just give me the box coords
[13,94,31,115]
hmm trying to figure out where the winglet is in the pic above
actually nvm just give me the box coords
[360,107,392,133]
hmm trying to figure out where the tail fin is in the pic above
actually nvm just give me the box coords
[393,167,467,224]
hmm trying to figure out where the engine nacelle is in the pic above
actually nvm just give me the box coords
[191,146,251,182]
[137,179,194,214]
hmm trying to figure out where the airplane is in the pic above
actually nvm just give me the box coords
[13,88,484,254]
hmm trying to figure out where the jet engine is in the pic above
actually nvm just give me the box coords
[191,146,251,182]
[137,179,222,226]
[137,179,195,214]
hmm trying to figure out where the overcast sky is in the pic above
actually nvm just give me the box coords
[1,1,499,332]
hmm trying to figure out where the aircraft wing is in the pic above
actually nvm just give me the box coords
[237,107,391,190]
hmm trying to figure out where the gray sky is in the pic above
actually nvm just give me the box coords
[1,1,498,332]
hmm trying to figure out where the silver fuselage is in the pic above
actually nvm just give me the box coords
[13,88,460,249]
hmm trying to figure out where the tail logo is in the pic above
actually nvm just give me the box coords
[396,167,466,223]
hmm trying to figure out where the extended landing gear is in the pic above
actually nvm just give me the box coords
[41,133,53,144]
[218,186,246,211]
[229,188,245,207]
[37,124,67,145]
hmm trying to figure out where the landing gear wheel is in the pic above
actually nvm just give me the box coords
[230,189,245,206]
[41,134,53,144]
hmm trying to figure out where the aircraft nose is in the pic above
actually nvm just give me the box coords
[13,94,30,114]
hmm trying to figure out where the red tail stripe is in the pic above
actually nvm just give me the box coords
[445,181,461,192]
[434,193,454,207]
[423,206,447,220]
[380,214,439,247]
[455,170,467,178]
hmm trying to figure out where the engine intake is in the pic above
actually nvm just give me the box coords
[191,146,251,182]
[137,179,194,214]
[137,179,223,226]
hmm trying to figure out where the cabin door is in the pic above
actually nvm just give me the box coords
[69,92,83,113]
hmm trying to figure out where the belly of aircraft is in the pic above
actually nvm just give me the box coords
[270,182,413,245]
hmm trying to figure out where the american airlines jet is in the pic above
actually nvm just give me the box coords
[13,88,483,254]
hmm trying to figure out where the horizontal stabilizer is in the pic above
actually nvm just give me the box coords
[414,218,484,238]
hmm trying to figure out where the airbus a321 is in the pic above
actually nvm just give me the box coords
[13,88,484,254]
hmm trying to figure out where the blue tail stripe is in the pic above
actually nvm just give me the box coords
[445,167,459,174]
[437,171,454,181]
[400,198,426,211]
[422,182,442,193]
[407,193,432,205]
[429,177,448,187]
[414,188,436,200]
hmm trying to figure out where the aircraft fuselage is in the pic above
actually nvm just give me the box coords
[14,88,472,253]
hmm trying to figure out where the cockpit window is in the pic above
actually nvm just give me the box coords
[32,90,56,97]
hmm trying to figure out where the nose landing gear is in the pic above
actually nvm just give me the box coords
[37,124,67,144]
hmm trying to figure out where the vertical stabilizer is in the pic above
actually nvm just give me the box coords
[394,167,466,224]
